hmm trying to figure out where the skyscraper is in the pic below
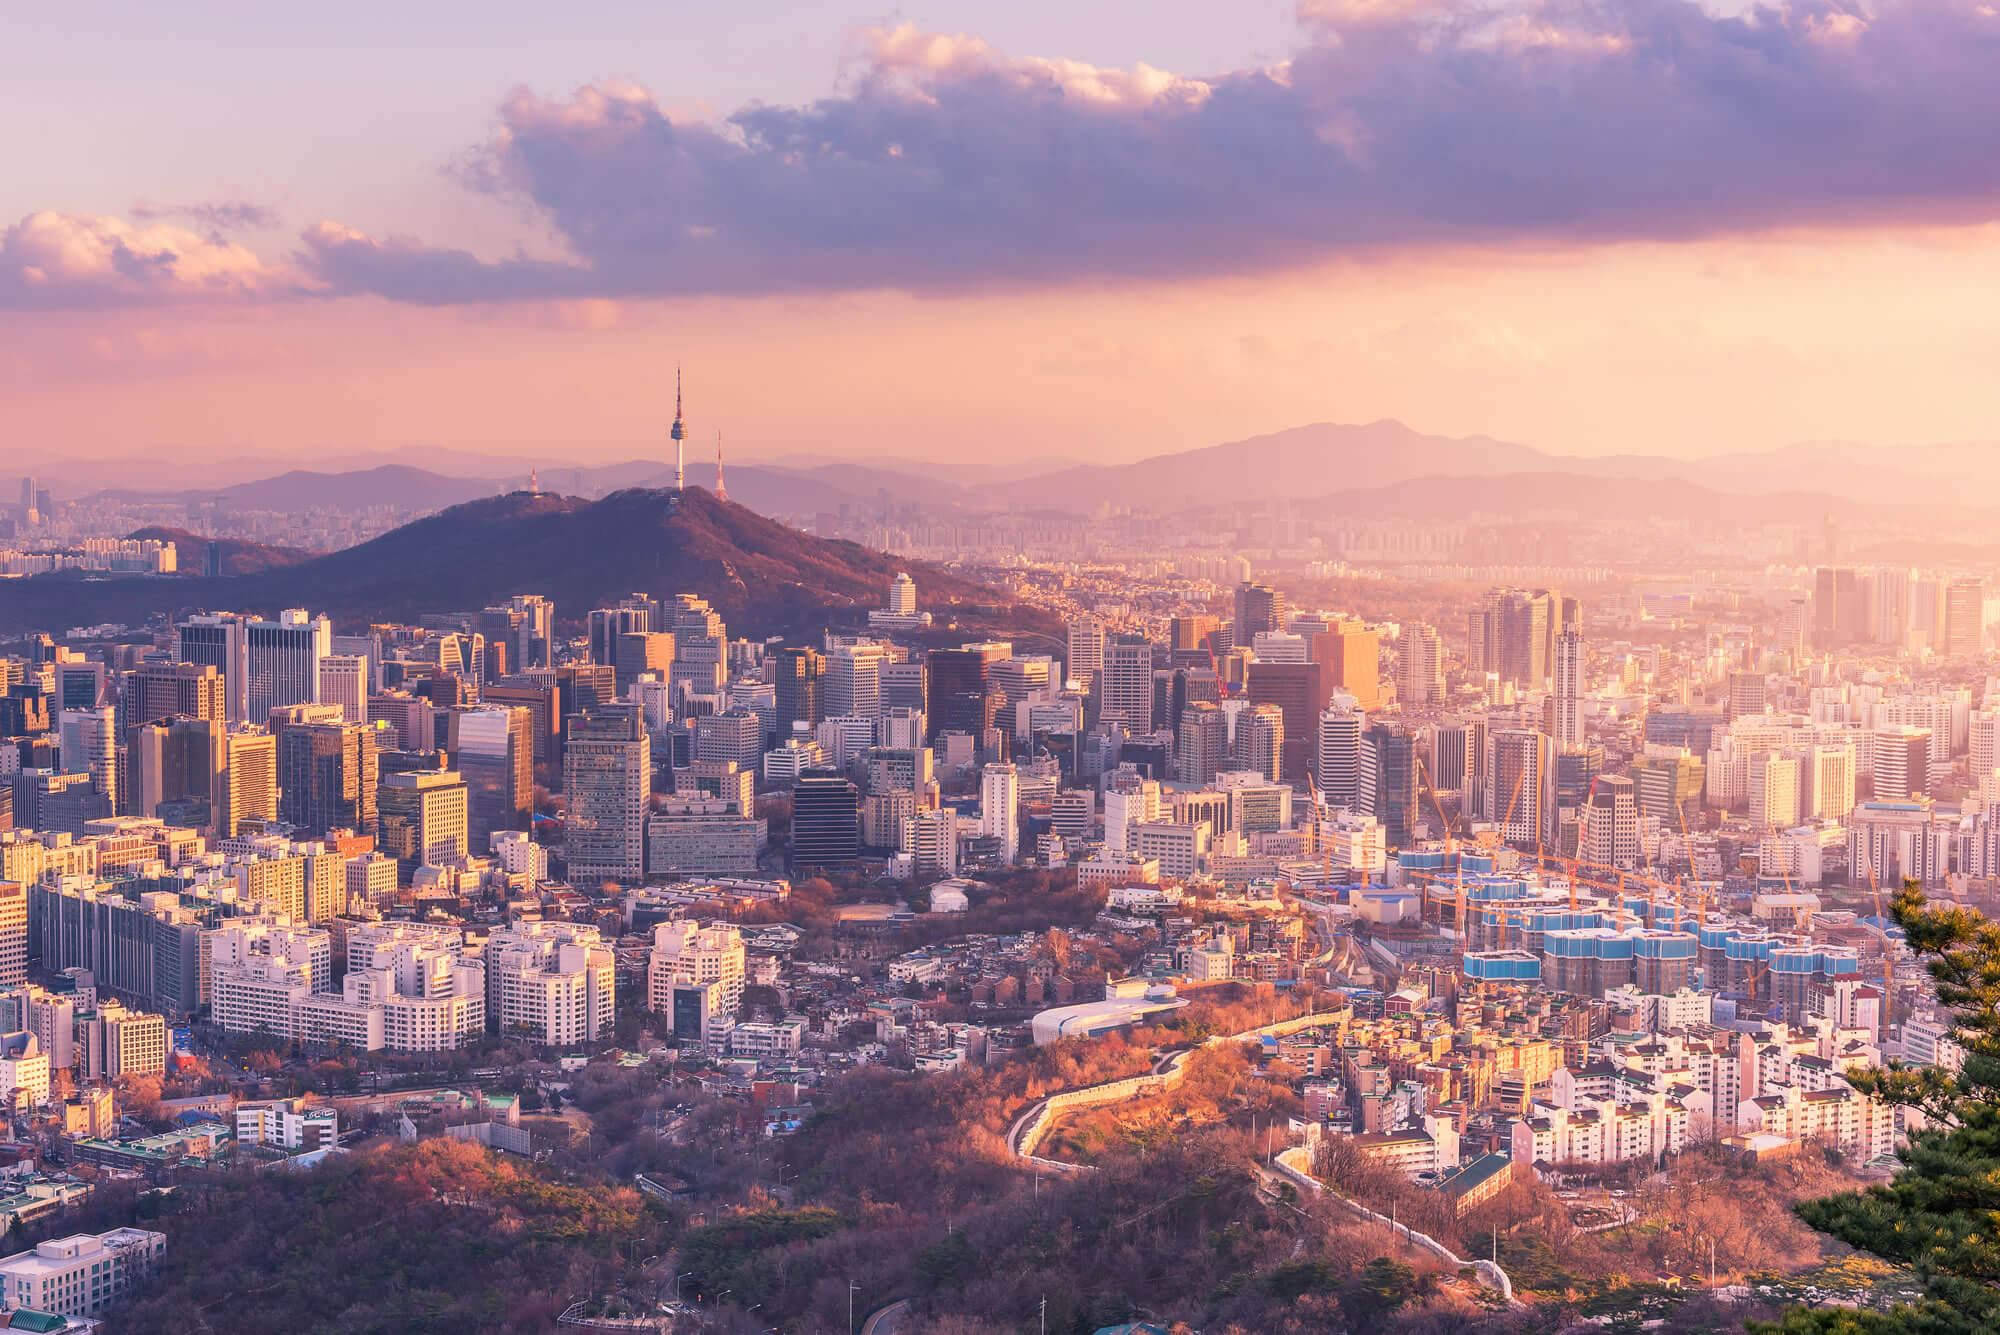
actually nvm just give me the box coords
[215,726,278,838]
[278,719,380,837]
[1064,616,1105,691]
[1097,634,1154,734]
[129,661,225,729]
[318,655,368,723]
[792,771,860,870]
[175,612,249,721]
[1944,578,1985,659]
[1312,621,1379,710]
[979,762,1020,863]
[378,768,471,880]
[1236,702,1285,785]
[1552,629,1585,746]
[1396,622,1444,712]
[58,707,119,815]
[1485,729,1551,845]
[1316,700,1367,809]
[1234,582,1287,641]
[450,705,533,850]
[243,610,331,719]
[774,648,825,741]
[887,572,918,616]
[826,642,888,721]
[563,707,651,887]
[1247,658,1327,789]
[1580,773,1640,870]
[1175,701,1229,785]
[1366,721,1418,849]
[1871,726,1932,802]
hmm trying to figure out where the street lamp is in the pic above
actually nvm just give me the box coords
[848,1281,862,1335]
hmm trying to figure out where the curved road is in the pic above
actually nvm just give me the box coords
[860,1298,910,1335]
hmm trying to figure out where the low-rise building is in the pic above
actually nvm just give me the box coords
[0,1228,166,1319]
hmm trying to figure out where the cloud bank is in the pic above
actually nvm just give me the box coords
[9,0,2000,309]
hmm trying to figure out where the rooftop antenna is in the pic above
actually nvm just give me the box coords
[670,365,686,491]
[528,467,540,496]
[716,429,728,502]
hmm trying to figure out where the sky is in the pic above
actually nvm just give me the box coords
[7,0,2000,469]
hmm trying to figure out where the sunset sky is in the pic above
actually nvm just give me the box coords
[8,0,2000,467]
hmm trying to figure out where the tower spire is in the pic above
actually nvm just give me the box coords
[670,364,686,491]
[715,429,728,502]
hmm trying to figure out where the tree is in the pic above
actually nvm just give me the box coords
[1769,883,2000,1334]
[1340,1256,1429,1334]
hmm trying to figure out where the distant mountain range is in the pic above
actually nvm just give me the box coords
[14,487,1051,640]
[40,419,2000,527]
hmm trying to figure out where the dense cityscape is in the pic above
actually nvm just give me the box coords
[0,409,1996,1333]
[14,1,2000,1332]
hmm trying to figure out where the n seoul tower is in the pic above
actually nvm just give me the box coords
[670,366,686,492]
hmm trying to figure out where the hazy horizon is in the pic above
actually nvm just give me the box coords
[10,1,2000,465]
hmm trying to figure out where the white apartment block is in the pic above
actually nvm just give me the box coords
[484,922,616,1046]
[0,1032,50,1110]
[648,921,746,1044]
[211,921,482,1053]
[0,1228,165,1318]
[237,1097,339,1151]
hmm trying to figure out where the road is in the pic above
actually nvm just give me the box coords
[859,1299,910,1335]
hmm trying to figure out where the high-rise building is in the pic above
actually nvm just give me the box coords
[979,762,1020,863]
[1485,729,1551,845]
[1316,701,1367,809]
[615,632,675,694]
[887,572,918,616]
[588,605,651,669]
[1747,751,1802,830]
[694,708,764,767]
[1236,702,1285,785]
[1234,582,1287,641]
[901,808,958,877]
[215,726,277,839]
[1366,721,1418,849]
[377,768,470,880]
[1175,701,1230,785]
[1396,623,1444,712]
[449,705,533,850]
[1097,634,1154,734]
[1552,629,1585,746]
[1579,773,1639,869]
[129,661,225,729]
[58,707,119,815]
[175,613,249,721]
[562,708,650,887]
[1065,616,1106,691]
[792,771,860,870]
[1813,567,1866,648]
[278,719,380,837]
[647,920,746,1044]
[1727,670,1769,721]
[243,610,331,719]
[1247,659,1327,789]
[318,655,368,722]
[669,595,728,709]
[773,647,825,741]
[1312,621,1379,711]
[127,717,220,819]
[485,922,615,1045]
[1471,589,1561,688]
[826,642,888,721]
[1871,726,1932,802]
[1944,578,1986,659]
[1805,743,1856,820]
[1169,615,1220,658]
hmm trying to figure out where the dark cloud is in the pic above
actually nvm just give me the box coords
[298,0,2000,303]
[14,1,2000,311]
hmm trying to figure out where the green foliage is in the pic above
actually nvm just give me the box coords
[1773,882,2000,1334]
[1340,1255,1428,1334]
[1267,1258,1342,1302]
[915,1229,977,1292]
[679,1206,848,1299]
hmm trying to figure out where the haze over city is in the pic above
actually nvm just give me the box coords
[5,5,2000,1335]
